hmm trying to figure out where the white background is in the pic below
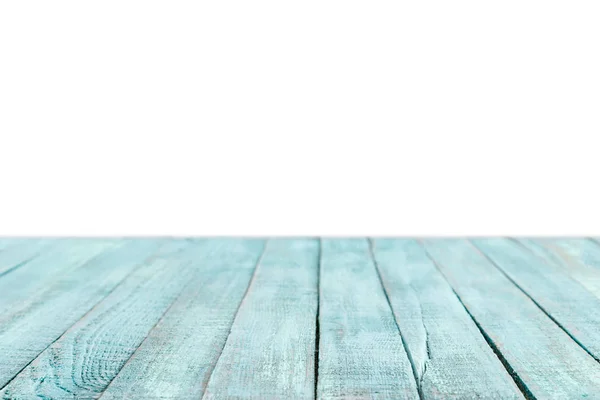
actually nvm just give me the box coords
[1,1,599,236]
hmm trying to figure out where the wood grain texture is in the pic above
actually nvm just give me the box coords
[422,238,600,399]
[318,239,419,400]
[370,239,523,399]
[0,239,122,320]
[0,239,162,389]
[471,238,600,362]
[0,239,51,277]
[3,237,600,399]
[0,239,198,400]
[98,239,266,400]
[202,238,319,400]
[518,238,600,299]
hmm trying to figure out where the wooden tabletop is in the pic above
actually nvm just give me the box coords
[1,238,599,399]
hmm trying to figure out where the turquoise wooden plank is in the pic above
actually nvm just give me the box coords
[517,238,600,299]
[0,239,164,389]
[0,239,52,277]
[318,239,418,400]
[370,239,523,399]
[99,239,266,400]
[0,240,228,399]
[0,239,123,320]
[422,238,600,399]
[202,238,319,400]
[471,238,600,362]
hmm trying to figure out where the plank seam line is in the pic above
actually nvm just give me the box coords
[506,238,566,270]
[468,239,600,364]
[0,253,40,279]
[200,239,270,400]
[314,238,321,400]
[0,241,165,393]
[367,238,423,400]
[96,242,211,399]
[507,238,598,292]
[418,241,536,400]
[0,243,127,392]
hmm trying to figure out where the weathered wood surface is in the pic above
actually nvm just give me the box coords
[0,239,122,319]
[203,239,319,400]
[518,238,600,299]
[370,239,522,399]
[0,239,195,399]
[422,238,600,399]
[318,238,418,400]
[0,239,51,277]
[0,239,161,389]
[99,239,265,399]
[1,238,600,399]
[472,238,600,362]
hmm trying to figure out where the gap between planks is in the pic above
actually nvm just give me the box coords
[367,238,424,400]
[198,240,270,399]
[95,246,205,399]
[417,240,534,400]
[418,240,536,400]
[469,238,600,365]
[0,243,159,392]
